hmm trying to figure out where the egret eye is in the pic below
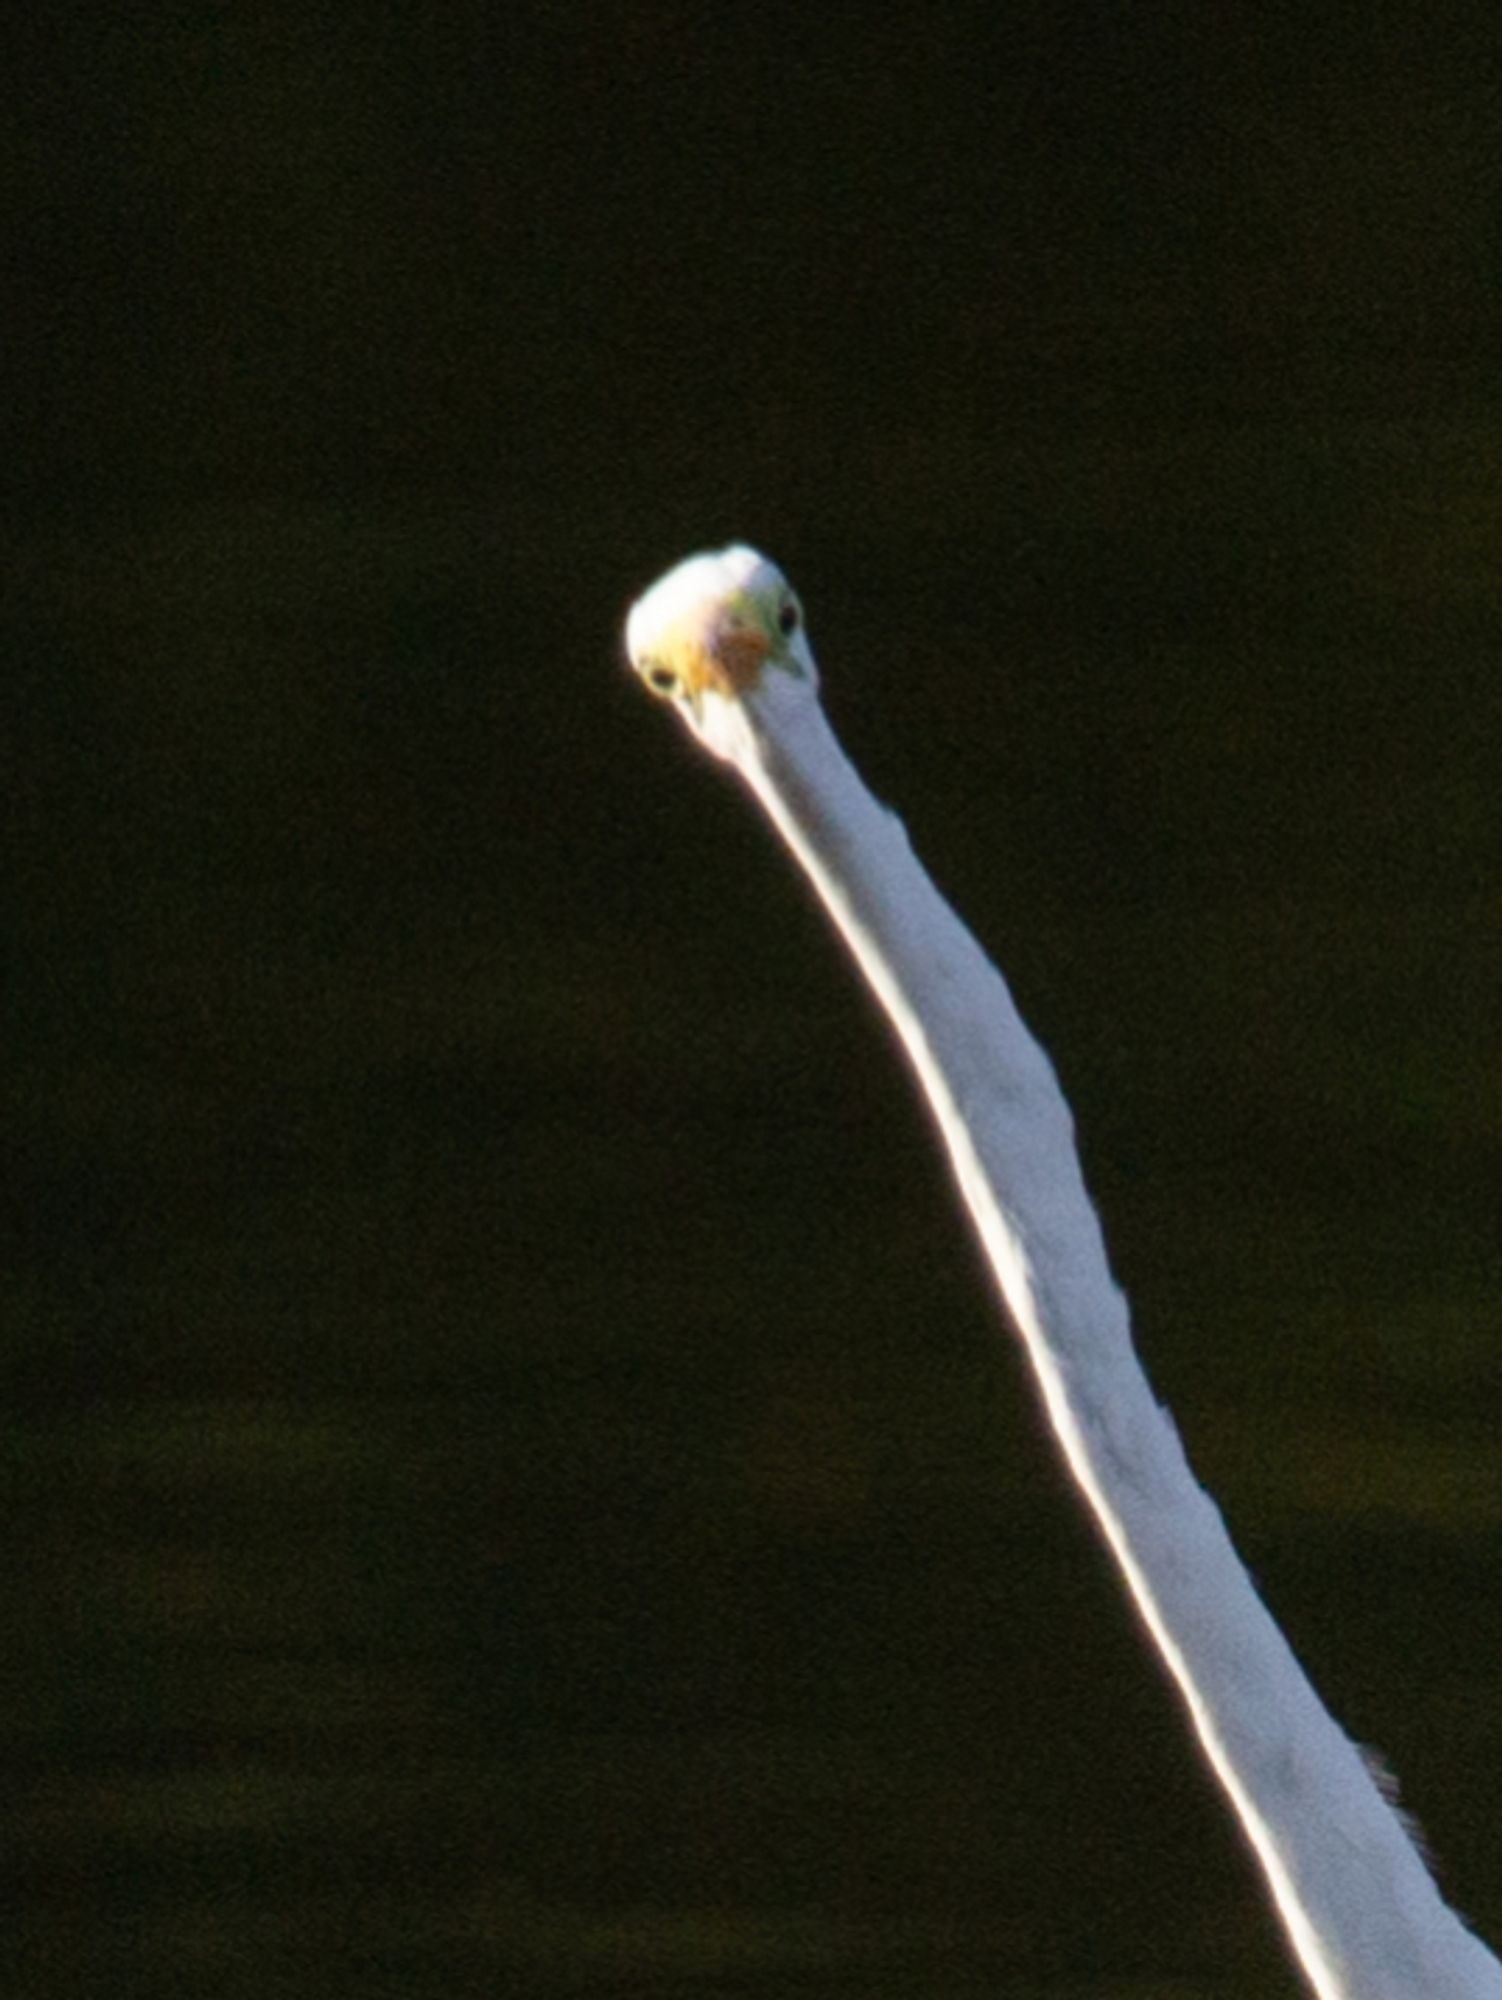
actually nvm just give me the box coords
[777,598,800,636]
[643,662,680,698]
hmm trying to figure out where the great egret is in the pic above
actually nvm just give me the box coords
[624,545,1501,2000]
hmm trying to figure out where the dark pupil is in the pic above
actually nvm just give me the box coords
[778,600,799,634]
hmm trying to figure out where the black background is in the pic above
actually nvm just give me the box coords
[6,6,1501,1995]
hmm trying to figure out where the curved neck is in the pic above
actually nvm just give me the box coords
[714,671,1500,2000]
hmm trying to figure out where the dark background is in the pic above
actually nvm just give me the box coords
[5,6,1500,1996]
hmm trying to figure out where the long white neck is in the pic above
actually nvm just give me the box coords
[703,667,1500,2000]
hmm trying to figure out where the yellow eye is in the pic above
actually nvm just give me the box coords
[642,661,680,698]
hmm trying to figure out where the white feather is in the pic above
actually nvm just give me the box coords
[626,546,1502,2000]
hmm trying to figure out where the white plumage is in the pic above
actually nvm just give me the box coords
[625,544,1501,2000]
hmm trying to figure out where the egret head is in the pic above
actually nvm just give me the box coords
[625,545,817,748]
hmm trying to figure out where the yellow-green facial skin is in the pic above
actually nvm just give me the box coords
[626,545,805,709]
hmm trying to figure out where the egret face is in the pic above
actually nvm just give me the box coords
[625,545,815,727]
